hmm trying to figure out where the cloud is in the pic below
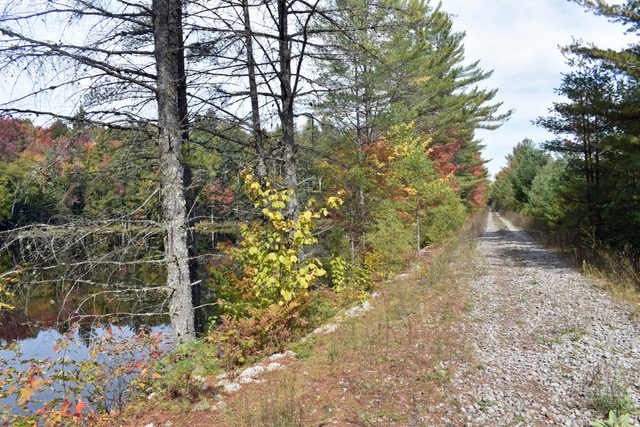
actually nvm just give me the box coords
[440,0,637,176]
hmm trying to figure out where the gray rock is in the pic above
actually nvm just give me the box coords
[439,213,640,426]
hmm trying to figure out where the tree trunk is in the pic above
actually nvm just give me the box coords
[416,212,421,253]
[277,0,300,221]
[243,0,268,181]
[152,0,195,342]
[184,165,203,334]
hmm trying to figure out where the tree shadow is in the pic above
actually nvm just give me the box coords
[481,229,572,271]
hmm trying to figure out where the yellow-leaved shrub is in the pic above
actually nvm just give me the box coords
[208,170,343,366]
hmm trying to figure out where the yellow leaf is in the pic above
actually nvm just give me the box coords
[17,385,35,405]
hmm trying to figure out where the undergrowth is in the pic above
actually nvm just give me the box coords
[590,367,638,423]
[112,210,488,426]
[216,210,488,426]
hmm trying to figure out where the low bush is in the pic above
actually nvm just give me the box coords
[148,340,222,401]
[327,256,372,302]
[208,302,309,368]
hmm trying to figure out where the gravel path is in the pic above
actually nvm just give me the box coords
[442,212,640,427]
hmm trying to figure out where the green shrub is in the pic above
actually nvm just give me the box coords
[150,340,222,401]
[364,200,414,276]
[421,188,467,245]
[327,256,372,301]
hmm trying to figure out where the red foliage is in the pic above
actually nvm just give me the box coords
[0,117,32,159]
[429,140,461,178]
[203,180,235,211]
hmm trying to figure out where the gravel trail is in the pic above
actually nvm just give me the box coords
[442,212,640,427]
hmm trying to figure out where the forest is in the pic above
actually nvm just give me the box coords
[0,0,503,422]
[0,0,637,425]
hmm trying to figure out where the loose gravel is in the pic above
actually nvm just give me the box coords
[441,213,640,427]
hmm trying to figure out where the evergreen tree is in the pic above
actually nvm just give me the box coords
[568,0,639,79]
[488,140,548,212]
[525,159,570,227]
[536,64,622,237]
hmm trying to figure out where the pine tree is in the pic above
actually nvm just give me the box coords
[568,0,639,79]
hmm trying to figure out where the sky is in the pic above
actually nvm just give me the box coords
[439,0,637,177]
[1,0,636,178]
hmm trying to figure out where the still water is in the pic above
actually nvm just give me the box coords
[0,279,174,417]
[0,324,172,414]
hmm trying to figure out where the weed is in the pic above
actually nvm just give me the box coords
[592,391,637,417]
[560,325,586,342]
[223,374,304,427]
[463,300,474,313]
[478,399,495,409]
[590,367,638,417]
[590,410,635,427]
[288,337,316,360]
[429,366,451,384]
[534,334,561,346]
[192,399,211,412]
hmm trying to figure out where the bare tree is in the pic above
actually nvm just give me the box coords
[0,0,199,341]
[152,0,197,341]
[188,0,330,221]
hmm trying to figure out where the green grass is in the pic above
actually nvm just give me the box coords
[592,390,637,417]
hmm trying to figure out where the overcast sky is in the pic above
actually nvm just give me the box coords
[439,0,637,177]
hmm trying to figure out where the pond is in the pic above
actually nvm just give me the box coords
[0,269,175,422]
[0,324,172,417]
[0,228,225,422]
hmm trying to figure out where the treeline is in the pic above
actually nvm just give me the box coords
[490,1,639,252]
[0,0,508,420]
[0,0,505,347]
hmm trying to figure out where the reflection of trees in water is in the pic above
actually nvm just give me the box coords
[0,276,169,341]
[0,223,225,343]
[0,313,34,341]
[0,323,173,418]
[0,242,170,341]
[78,324,92,348]
[1,222,168,324]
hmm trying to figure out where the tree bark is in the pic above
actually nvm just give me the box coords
[277,0,300,221]
[152,0,196,342]
[242,0,268,181]
[416,211,421,253]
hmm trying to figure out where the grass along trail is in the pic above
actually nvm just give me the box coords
[114,218,484,426]
[439,212,640,426]
[114,212,640,426]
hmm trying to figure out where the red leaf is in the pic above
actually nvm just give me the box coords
[74,400,86,415]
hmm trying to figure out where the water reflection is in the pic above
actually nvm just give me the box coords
[0,324,172,418]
